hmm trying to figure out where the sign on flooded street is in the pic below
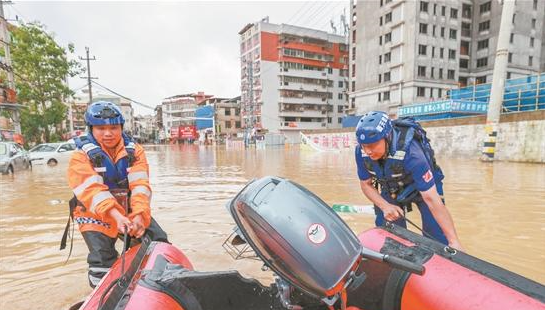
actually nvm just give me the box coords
[0,145,544,309]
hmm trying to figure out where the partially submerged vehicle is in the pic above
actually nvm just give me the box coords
[77,177,545,310]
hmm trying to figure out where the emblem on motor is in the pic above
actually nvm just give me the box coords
[307,223,327,244]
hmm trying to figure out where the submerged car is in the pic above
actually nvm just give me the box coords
[29,141,76,166]
[0,142,32,174]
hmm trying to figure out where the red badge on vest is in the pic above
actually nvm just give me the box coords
[423,169,433,183]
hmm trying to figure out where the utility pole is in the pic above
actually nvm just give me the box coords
[482,0,516,161]
[79,46,97,105]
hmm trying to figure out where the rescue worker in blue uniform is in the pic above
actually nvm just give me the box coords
[66,101,168,288]
[354,111,462,249]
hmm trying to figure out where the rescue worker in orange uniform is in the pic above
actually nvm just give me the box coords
[67,101,168,288]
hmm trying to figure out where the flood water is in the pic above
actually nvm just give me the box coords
[0,144,544,309]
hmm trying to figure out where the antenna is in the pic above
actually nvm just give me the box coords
[330,19,337,34]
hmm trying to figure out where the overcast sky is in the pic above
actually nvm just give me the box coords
[5,1,349,115]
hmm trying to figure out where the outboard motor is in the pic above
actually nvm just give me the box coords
[227,176,424,309]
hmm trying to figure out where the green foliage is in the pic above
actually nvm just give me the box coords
[9,22,82,144]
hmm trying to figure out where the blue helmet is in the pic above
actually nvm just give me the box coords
[84,101,125,127]
[355,111,392,144]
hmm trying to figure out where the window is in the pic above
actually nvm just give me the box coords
[419,23,428,34]
[418,66,426,77]
[337,105,343,113]
[378,74,382,83]
[508,52,513,63]
[225,109,231,116]
[352,30,356,43]
[477,57,488,67]
[379,16,383,26]
[327,117,332,124]
[459,58,469,68]
[235,121,241,128]
[479,20,490,32]
[338,93,343,100]
[430,88,434,99]
[529,56,533,66]
[59,143,76,152]
[351,64,355,77]
[385,12,392,23]
[507,72,512,79]
[534,0,538,10]
[352,47,356,60]
[477,39,489,50]
[432,47,435,57]
[462,22,471,37]
[431,67,435,77]
[510,33,514,43]
[441,5,446,16]
[476,76,487,84]
[530,37,534,47]
[439,68,443,79]
[384,32,392,43]
[433,25,436,36]
[379,55,382,64]
[384,72,391,82]
[379,36,382,45]
[419,44,427,55]
[450,8,458,19]
[512,13,516,25]
[449,29,457,39]
[447,69,455,80]
[338,81,343,88]
[383,91,390,101]
[439,89,443,97]
[378,92,382,101]
[420,1,429,12]
[440,48,444,58]
[480,1,491,14]
[462,4,472,18]
[384,52,391,62]
[433,4,437,15]
[449,49,456,59]
[417,87,426,97]
[352,81,355,92]
[532,19,536,29]
[461,41,470,55]
[440,27,445,37]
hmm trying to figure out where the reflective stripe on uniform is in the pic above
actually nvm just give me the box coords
[90,191,115,212]
[388,150,406,160]
[73,175,104,196]
[94,167,107,173]
[89,274,102,286]
[89,266,110,274]
[131,185,151,197]
[127,171,148,183]
[82,143,100,153]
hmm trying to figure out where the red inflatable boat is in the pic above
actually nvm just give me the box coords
[77,177,545,310]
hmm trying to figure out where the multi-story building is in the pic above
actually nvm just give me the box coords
[160,92,213,139]
[215,96,243,139]
[239,18,349,143]
[350,0,544,116]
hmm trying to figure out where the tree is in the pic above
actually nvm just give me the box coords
[9,22,81,144]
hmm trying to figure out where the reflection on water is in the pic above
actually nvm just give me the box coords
[0,144,543,309]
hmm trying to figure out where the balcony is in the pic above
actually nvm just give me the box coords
[279,96,328,105]
[279,109,328,118]
[279,68,327,80]
[279,121,327,130]
[279,82,328,92]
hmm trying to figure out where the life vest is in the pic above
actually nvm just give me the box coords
[60,133,136,252]
[361,117,442,205]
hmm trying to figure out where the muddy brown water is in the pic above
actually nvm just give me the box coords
[0,145,543,309]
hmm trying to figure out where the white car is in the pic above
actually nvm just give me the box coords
[29,141,76,166]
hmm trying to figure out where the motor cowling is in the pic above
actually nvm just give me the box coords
[228,176,363,300]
